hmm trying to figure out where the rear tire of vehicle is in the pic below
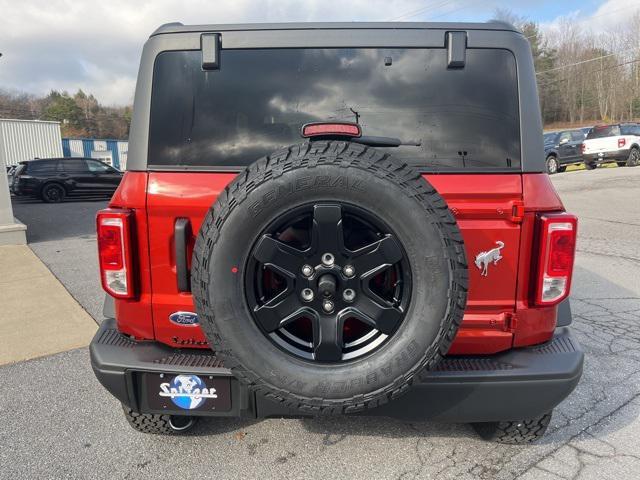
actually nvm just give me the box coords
[472,411,552,444]
[584,161,597,170]
[41,183,65,203]
[557,166,567,173]
[616,161,627,167]
[192,141,468,414]
[122,405,198,435]
[545,155,559,174]
[627,147,640,167]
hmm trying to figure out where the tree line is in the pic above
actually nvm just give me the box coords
[0,89,131,139]
[1,11,639,138]
[496,9,640,129]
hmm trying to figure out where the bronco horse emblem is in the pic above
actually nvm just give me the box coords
[475,241,505,276]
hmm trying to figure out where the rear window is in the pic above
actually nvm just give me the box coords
[60,159,89,173]
[587,125,621,139]
[149,48,521,171]
[85,159,113,173]
[621,124,640,136]
[26,160,59,175]
[570,131,585,141]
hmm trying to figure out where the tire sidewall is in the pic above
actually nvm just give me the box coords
[195,161,462,402]
[546,155,558,174]
[42,183,64,203]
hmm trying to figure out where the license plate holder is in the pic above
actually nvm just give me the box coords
[144,373,232,412]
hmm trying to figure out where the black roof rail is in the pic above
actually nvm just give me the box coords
[149,21,521,37]
[485,19,520,32]
[152,22,184,36]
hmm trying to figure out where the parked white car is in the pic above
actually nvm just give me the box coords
[581,123,640,169]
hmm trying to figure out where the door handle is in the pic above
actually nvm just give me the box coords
[175,218,192,292]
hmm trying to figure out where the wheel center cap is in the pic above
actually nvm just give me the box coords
[317,273,338,298]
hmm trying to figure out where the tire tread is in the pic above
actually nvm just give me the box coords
[122,405,177,435]
[192,141,468,414]
[472,412,552,444]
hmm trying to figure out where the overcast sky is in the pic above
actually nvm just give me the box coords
[0,0,637,106]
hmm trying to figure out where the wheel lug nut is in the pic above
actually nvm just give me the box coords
[343,288,356,302]
[301,264,314,277]
[301,288,314,302]
[343,265,355,278]
[321,253,335,267]
[322,299,334,313]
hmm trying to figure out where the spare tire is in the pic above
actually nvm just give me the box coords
[192,141,468,414]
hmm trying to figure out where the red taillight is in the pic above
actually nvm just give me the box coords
[97,209,135,299]
[618,138,626,148]
[301,122,361,138]
[534,213,578,306]
[580,143,586,154]
[99,224,124,269]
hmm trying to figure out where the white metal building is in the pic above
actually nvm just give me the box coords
[0,119,47,244]
[0,119,63,167]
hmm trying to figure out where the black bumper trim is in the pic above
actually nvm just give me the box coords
[583,150,628,162]
[358,327,583,422]
[90,318,583,422]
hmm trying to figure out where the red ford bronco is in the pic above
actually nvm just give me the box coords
[90,21,583,443]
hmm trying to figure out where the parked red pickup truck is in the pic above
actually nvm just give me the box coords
[90,21,582,444]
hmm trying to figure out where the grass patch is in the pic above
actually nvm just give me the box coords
[564,162,619,172]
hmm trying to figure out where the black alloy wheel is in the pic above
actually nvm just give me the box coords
[245,203,411,363]
[42,183,65,203]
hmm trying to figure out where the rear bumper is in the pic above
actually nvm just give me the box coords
[583,149,628,163]
[91,317,583,422]
[370,327,583,422]
[11,182,36,196]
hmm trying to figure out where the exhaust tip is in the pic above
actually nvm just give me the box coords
[169,416,196,432]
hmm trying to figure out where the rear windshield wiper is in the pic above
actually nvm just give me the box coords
[351,136,422,148]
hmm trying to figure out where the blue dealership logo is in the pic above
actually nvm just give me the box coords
[158,374,217,410]
[169,311,199,326]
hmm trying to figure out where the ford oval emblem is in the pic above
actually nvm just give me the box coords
[169,311,199,326]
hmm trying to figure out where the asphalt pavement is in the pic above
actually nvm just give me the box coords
[2,167,639,479]
[11,196,108,322]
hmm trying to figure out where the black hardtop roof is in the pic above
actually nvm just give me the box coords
[21,157,92,163]
[151,20,520,37]
[127,19,546,173]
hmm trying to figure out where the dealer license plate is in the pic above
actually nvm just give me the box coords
[145,373,231,412]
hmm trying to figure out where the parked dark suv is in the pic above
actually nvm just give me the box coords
[543,129,586,174]
[11,157,122,202]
